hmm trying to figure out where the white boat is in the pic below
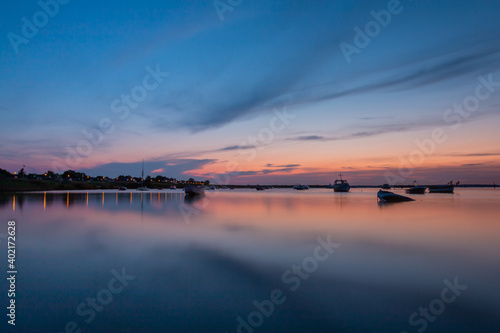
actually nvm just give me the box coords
[184,185,205,196]
[377,190,414,203]
[333,174,350,192]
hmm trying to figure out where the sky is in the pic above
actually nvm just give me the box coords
[1,0,499,185]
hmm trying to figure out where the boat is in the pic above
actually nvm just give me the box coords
[118,186,127,191]
[333,174,350,192]
[428,181,457,193]
[170,186,177,190]
[293,184,309,190]
[326,184,335,189]
[208,185,217,190]
[377,190,415,203]
[406,181,427,194]
[184,185,205,197]
[381,183,391,190]
[255,185,266,191]
[136,159,149,191]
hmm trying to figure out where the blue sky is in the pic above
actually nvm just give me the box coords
[1,0,499,184]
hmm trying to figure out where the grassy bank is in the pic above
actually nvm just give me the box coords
[0,178,179,192]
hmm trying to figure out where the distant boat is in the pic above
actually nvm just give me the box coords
[293,184,309,190]
[208,185,217,190]
[377,190,415,203]
[428,181,457,193]
[170,186,177,190]
[118,186,127,191]
[333,174,350,192]
[326,183,335,189]
[184,185,205,196]
[256,185,266,191]
[137,159,149,191]
[381,183,391,190]
[406,181,427,194]
[222,186,230,190]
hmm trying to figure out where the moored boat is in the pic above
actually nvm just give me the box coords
[406,181,427,194]
[118,186,127,191]
[170,186,177,190]
[381,183,391,190]
[377,190,415,203]
[137,159,149,191]
[293,184,309,190]
[184,185,205,197]
[428,181,457,193]
[333,174,350,192]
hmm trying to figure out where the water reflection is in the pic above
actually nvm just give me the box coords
[1,189,499,332]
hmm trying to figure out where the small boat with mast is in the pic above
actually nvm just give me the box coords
[333,174,350,192]
[137,159,149,191]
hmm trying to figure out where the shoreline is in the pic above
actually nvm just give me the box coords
[0,178,496,193]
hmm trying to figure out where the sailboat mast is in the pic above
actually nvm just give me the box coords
[142,159,144,186]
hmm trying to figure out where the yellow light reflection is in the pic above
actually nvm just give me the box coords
[66,192,69,207]
[12,195,15,211]
[102,192,104,206]
[44,192,46,210]
[86,192,89,206]
[130,192,132,205]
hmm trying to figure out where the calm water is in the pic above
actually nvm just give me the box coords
[1,188,499,333]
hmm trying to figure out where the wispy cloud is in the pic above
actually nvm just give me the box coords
[218,145,256,151]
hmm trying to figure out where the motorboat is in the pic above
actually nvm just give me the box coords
[293,184,309,190]
[377,190,415,203]
[184,185,205,197]
[428,181,457,193]
[333,174,350,192]
[406,181,427,194]
[170,186,177,190]
[118,186,127,191]
[381,183,391,190]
